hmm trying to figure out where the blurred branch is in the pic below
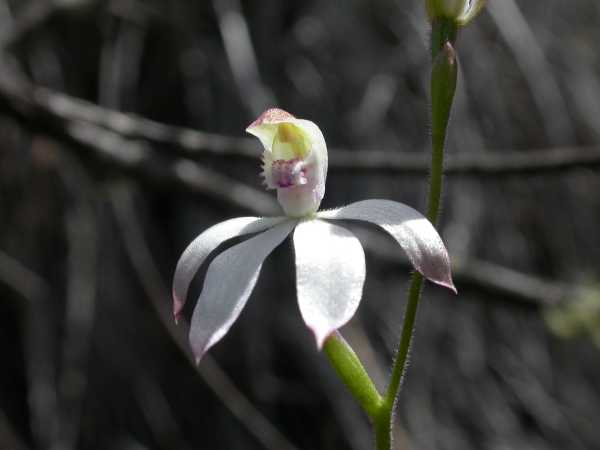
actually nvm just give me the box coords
[0,248,59,449]
[213,0,273,115]
[0,249,49,302]
[358,228,570,308]
[0,0,98,49]
[453,258,569,307]
[0,0,62,49]
[0,55,279,215]
[1,69,598,176]
[0,0,598,180]
[134,376,194,450]
[487,0,575,144]
[109,183,300,450]
[53,149,98,450]
[330,145,600,176]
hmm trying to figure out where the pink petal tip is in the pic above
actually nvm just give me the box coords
[309,325,335,351]
[246,108,295,130]
[431,277,457,295]
[172,291,184,323]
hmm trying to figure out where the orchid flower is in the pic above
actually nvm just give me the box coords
[172,108,455,363]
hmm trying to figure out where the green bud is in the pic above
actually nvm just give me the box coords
[431,41,458,164]
[426,0,487,26]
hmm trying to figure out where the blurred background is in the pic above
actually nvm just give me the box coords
[1,0,599,449]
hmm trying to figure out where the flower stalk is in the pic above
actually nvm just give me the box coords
[323,332,383,420]
[372,18,459,449]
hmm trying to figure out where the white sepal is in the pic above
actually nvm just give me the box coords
[189,220,296,362]
[172,216,285,322]
[318,199,455,292]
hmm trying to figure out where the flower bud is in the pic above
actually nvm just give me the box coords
[426,0,486,26]
[247,109,328,217]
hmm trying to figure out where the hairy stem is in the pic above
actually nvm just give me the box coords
[373,18,458,449]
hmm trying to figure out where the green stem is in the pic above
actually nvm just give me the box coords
[323,332,383,420]
[374,406,392,450]
[431,17,458,60]
[372,19,458,449]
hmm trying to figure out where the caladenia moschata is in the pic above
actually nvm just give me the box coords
[171,107,456,448]
[172,108,455,361]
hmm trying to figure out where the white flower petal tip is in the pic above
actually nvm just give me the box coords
[247,108,328,218]
[189,220,296,362]
[172,216,285,322]
[293,219,366,350]
[317,199,455,293]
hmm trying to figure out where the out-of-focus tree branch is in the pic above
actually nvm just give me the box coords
[0,3,596,180]
[1,69,599,176]
[0,55,279,216]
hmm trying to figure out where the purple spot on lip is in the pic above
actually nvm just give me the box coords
[272,159,307,188]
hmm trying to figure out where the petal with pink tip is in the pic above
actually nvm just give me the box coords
[172,216,285,322]
[318,199,455,292]
[245,108,296,150]
[190,220,296,362]
[293,219,366,349]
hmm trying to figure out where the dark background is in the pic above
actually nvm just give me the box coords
[1,0,599,449]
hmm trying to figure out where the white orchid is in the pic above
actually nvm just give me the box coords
[172,109,455,362]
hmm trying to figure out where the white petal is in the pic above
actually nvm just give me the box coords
[318,199,455,292]
[293,219,366,349]
[190,220,296,361]
[172,216,285,322]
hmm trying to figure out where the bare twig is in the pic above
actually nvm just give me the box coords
[0,43,594,178]
[0,0,598,181]
[3,74,600,176]
[0,59,279,215]
[134,377,194,450]
[0,0,99,49]
[358,228,570,307]
[0,249,49,302]
[213,0,273,115]
[53,149,98,450]
[487,0,575,144]
[0,248,59,449]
